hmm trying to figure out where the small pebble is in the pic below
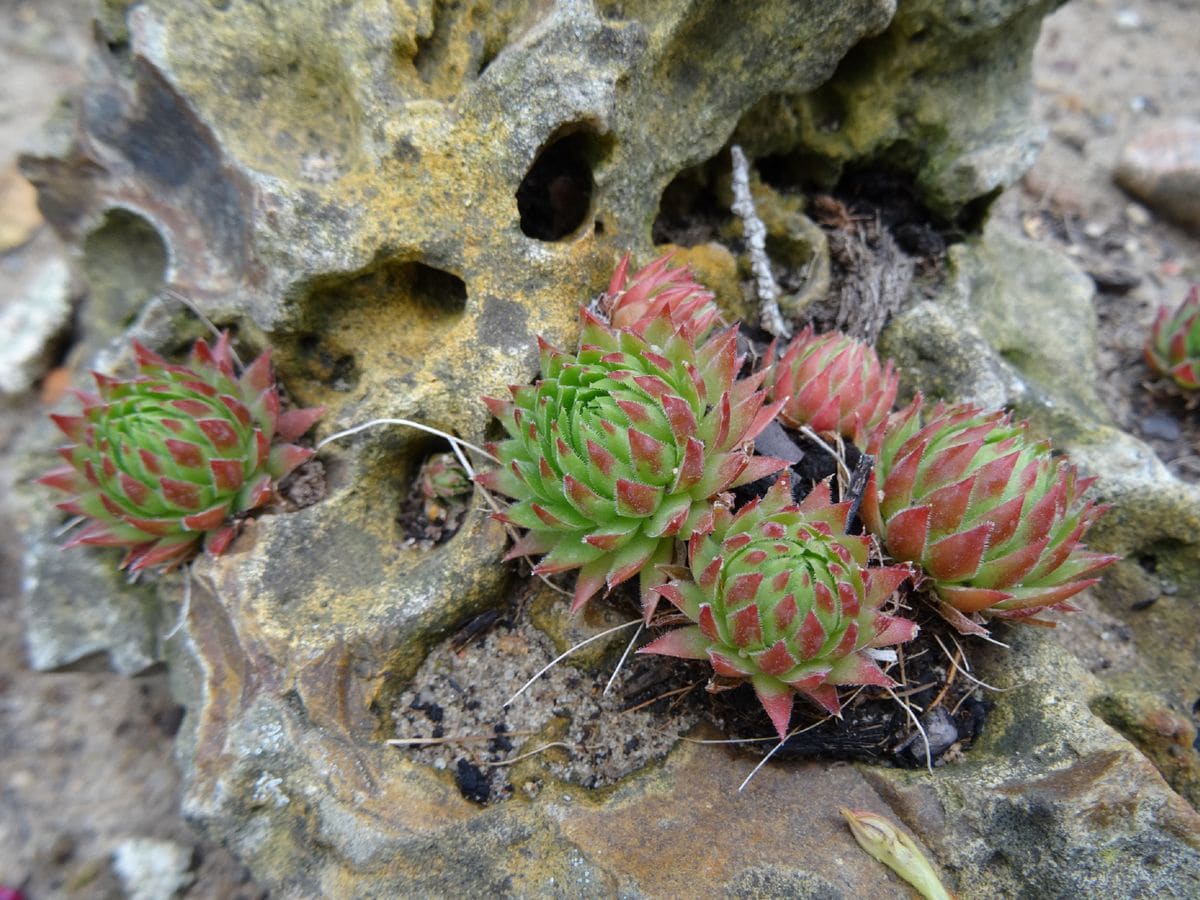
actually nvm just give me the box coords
[1115,119,1200,233]
[1114,8,1142,30]
[1125,203,1151,227]
[1141,412,1181,442]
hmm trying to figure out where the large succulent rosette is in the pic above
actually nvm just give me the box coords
[598,252,722,343]
[861,398,1118,634]
[1144,284,1200,390]
[639,475,917,740]
[478,311,788,618]
[766,326,898,443]
[39,333,323,573]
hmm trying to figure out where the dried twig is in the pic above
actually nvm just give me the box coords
[730,144,791,339]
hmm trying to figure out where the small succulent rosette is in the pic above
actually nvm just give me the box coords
[418,452,472,502]
[39,333,323,573]
[1144,284,1200,390]
[861,398,1118,634]
[766,326,898,443]
[639,475,918,740]
[478,310,789,619]
[598,252,723,343]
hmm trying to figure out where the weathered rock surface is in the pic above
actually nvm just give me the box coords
[1116,119,1200,234]
[15,0,1200,896]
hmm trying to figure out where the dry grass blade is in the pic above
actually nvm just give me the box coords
[503,619,641,708]
[604,621,643,695]
[887,685,932,772]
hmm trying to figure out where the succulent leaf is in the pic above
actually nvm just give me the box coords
[638,474,917,740]
[1144,285,1200,390]
[39,333,323,573]
[766,326,899,442]
[862,398,1119,632]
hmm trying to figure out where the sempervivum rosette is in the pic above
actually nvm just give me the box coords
[1145,284,1200,390]
[860,398,1119,634]
[39,333,323,573]
[478,311,789,618]
[766,326,898,443]
[598,252,723,343]
[638,475,918,740]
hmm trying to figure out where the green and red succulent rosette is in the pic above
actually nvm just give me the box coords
[1145,284,1200,390]
[478,308,789,618]
[640,475,917,739]
[39,333,322,573]
[861,398,1118,634]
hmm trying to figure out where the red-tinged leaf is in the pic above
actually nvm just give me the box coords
[730,603,763,647]
[239,349,274,396]
[632,374,673,401]
[165,439,204,469]
[838,581,860,617]
[827,654,895,687]
[616,478,662,517]
[880,446,923,515]
[158,418,185,435]
[170,398,211,418]
[585,438,617,479]
[606,252,632,296]
[240,474,274,510]
[698,554,723,591]
[869,614,919,648]
[917,437,983,494]
[139,448,163,476]
[209,458,245,493]
[862,565,910,609]
[562,474,607,519]
[118,472,151,506]
[924,475,975,533]
[997,578,1100,611]
[254,430,270,470]
[81,458,99,487]
[710,649,755,678]
[752,676,795,740]
[132,340,168,368]
[204,523,239,557]
[37,466,80,493]
[698,604,721,641]
[751,639,796,677]
[615,398,653,426]
[126,537,199,573]
[49,413,86,441]
[582,531,630,552]
[969,449,1021,506]
[883,505,931,563]
[65,522,124,547]
[276,405,324,442]
[814,580,836,615]
[644,493,692,538]
[197,418,240,451]
[728,455,790,489]
[182,503,230,532]
[834,621,859,655]
[937,584,1012,614]
[606,538,659,588]
[179,379,218,398]
[117,512,178,537]
[672,437,706,492]
[653,582,689,613]
[501,530,553,561]
[159,477,202,510]
[975,535,1050,588]
[800,683,842,717]
[693,452,747,498]
[628,428,669,474]
[268,444,313,479]
[797,609,826,658]
[726,572,763,606]
[925,522,992,581]
[660,394,698,445]
[101,456,117,479]
[979,493,1025,547]
[638,626,710,661]
[711,392,732,449]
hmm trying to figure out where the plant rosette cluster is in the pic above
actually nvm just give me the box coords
[1145,284,1200,390]
[478,301,789,618]
[39,333,322,573]
[861,398,1118,635]
[639,475,917,740]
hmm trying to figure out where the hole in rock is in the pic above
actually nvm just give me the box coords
[398,440,474,549]
[81,207,168,329]
[651,159,728,248]
[517,127,606,241]
[295,334,359,392]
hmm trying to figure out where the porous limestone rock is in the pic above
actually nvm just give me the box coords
[18,0,1199,895]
